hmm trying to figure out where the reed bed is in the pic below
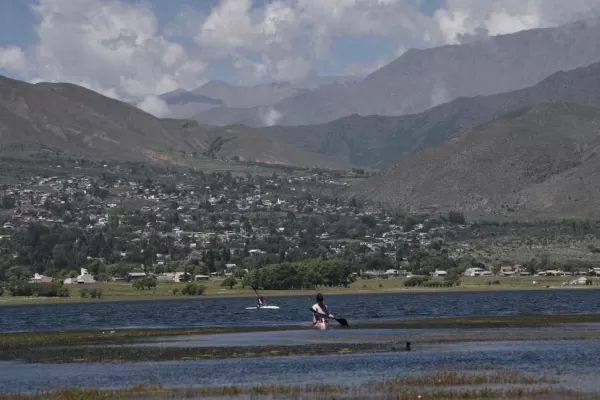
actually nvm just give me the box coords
[0,371,591,400]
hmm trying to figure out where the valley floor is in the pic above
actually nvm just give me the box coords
[0,276,596,306]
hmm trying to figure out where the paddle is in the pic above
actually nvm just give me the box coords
[310,307,349,327]
[253,288,264,307]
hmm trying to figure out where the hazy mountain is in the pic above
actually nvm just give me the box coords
[194,18,600,127]
[0,75,350,170]
[161,75,356,119]
[260,61,600,168]
[347,103,600,219]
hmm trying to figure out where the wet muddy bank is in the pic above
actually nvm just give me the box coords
[3,313,600,351]
[0,342,412,364]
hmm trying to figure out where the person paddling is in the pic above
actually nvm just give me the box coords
[257,295,266,308]
[311,293,335,327]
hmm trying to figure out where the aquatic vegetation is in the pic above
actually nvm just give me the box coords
[0,377,590,400]
[372,371,560,388]
[0,342,407,363]
[4,313,600,351]
[0,326,300,351]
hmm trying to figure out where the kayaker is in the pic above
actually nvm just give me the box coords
[257,295,265,308]
[312,293,334,327]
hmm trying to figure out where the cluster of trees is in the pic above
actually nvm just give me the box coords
[79,288,103,298]
[241,260,357,290]
[181,283,206,295]
[132,277,158,290]
[6,282,69,297]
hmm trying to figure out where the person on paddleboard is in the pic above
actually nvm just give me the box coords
[312,293,334,327]
[257,295,265,308]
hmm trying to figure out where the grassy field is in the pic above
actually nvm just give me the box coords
[0,275,596,306]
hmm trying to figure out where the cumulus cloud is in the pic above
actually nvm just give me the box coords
[0,46,27,71]
[260,107,283,127]
[2,0,600,106]
[3,0,207,102]
[137,96,171,118]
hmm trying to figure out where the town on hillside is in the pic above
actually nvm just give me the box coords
[1,161,600,297]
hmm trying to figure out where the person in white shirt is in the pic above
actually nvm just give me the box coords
[312,293,335,327]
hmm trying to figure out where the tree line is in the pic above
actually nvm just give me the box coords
[241,260,357,290]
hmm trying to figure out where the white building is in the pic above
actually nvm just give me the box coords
[64,268,96,284]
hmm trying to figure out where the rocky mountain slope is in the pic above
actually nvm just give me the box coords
[162,75,356,120]
[194,18,600,127]
[347,103,600,219]
[0,75,350,170]
[260,61,600,168]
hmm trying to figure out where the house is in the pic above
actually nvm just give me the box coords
[464,267,485,277]
[127,272,147,281]
[30,273,53,283]
[64,268,96,284]
[432,270,448,277]
[157,273,176,282]
[568,277,591,286]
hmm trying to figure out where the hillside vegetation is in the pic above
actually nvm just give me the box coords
[348,102,600,219]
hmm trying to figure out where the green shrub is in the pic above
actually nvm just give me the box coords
[403,276,431,287]
[133,277,157,290]
[79,288,90,298]
[8,282,68,297]
[182,283,206,295]
[89,288,103,299]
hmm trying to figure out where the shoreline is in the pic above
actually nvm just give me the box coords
[1,283,599,307]
[3,314,600,347]
[3,317,600,363]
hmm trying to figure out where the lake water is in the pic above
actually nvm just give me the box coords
[2,338,600,394]
[2,290,600,333]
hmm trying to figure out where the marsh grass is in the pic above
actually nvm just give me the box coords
[3,313,600,352]
[0,342,402,363]
[0,371,586,400]
[0,326,300,351]
[372,371,560,388]
[0,384,587,400]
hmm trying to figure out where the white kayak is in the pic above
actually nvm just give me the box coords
[313,320,329,330]
[246,305,280,310]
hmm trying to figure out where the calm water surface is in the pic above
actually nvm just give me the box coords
[1,339,599,394]
[2,290,600,332]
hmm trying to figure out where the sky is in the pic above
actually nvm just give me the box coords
[1,0,600,116]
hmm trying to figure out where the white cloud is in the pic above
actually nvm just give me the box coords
[3,0,207,101]
[0,46,27,71]
[260,107,283,126]
[137,95,171,117]
[2,0,600,104]
[434,0,600,43]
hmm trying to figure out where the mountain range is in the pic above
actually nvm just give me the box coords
[0,75,350,170]
[260,60,600,168]
[347,102,600,219]
[160,74,357,120]
[192,17,600,128]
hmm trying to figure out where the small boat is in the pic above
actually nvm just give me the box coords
[245,305,280,310]
[313,320,329,330]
